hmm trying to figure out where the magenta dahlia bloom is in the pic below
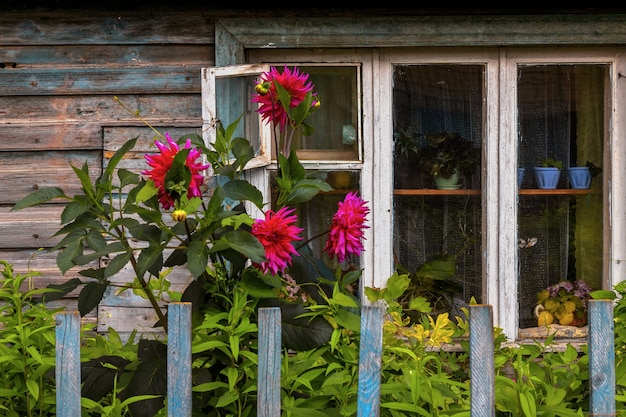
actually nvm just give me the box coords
[252,66,316,133]
[324,192,370,262]
[143,133,209,210]
[252,206,304,275]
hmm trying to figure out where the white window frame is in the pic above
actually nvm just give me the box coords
[207,45,626,340]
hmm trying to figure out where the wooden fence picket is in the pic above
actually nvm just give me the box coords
[54,300,616,416]
[55,311,81,417]
[589,299,616,416]
[469,305,495,417]
[258,307,282,417]
[167,302,192,417]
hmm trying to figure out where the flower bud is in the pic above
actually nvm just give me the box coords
[172,209,187,222]
[313,99,321,109]
[255,82,270,95]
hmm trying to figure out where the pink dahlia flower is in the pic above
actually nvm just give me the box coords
[252,206,304,275]
[252,66,315,132]
[324,192,370,262]
[143,133,209,210]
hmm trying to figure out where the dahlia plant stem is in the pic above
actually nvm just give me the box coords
[127,251,169,333]
[296,228,330,251]
[111,222,169,333]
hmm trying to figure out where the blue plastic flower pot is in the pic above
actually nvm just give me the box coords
[518,167,525,189]
[567,167,591,189]
[534,167,561,189]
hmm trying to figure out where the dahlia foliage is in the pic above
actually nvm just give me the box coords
[13,66,369,347]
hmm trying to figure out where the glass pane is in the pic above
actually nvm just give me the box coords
[216,75,262,159]
[270,170,362,270]
[272,66,359,161]
[392,64,484,317]
[517,64,606,329]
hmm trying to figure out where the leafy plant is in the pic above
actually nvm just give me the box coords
[393,128,421,159]
[10,66,370,417]
[539,157,563,170]
[0,260,61,417]
[415,131,480,180]
[535,280,593,327]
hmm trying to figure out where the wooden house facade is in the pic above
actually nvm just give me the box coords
[3,5,626,340]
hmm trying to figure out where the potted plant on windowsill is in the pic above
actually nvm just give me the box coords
[414,132,480,190]
[567,161,601,189]
[534,157,563,189]
[534,279,593,327]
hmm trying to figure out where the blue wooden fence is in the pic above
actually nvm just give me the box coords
[54,300,615,417]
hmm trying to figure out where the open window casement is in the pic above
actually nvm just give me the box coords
[202,64,273,171]
[202,64,274,217]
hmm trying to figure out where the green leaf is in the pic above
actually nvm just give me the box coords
[136,180,158,203]
[26,379,39,401]
[60,198,92,224]
[78,281,109,316]
[11,187,66,210]
[136,244,163,279]
[223,179,264,209]
[85,229,107,251]
[71,242,126,266]
[43,278,82,302]
[102,137,137,185]
[105,251,132,278]
[334,308,361,332]
[117,168,140,188]
[518,390,537,417]
[591,289,616,299]
[187,239,209,279]
[210,230,266,263]
[56,240,84,274]
[72,162,96,199]
[231,137,255,170]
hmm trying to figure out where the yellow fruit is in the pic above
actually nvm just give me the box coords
[537,311,554,326]
[559,312,574,325]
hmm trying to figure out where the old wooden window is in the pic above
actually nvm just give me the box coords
[209,45,624,340]
[202,58,367,269]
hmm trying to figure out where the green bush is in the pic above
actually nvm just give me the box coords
[0,260,61,417]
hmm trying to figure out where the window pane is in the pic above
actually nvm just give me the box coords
[272,66,359,161]
[216,75,262,159]
[517,64,606,328]
[392,64,484,315]
[270,170,362,270]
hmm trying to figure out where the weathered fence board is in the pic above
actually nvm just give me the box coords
[0,206,67,248]
[258,307,281,417]
[0,45,214,66]
[357,306,383,417]
[54,301,617,415]
[0,123,102,151]
[56,311,81,417]
[0,67,202,96]
[167,303,192,417]
[470,305,495,417]
[0,94,202,123]
[0,13,215,45]
[589,299,616,415]
[0,150,101,204]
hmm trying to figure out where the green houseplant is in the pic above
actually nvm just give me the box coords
[534,279,593,327]
[414,132,480,189]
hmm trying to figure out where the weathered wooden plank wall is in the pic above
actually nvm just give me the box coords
[0,8,216,335]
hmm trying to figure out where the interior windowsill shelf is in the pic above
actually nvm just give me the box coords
[393,188,601,196]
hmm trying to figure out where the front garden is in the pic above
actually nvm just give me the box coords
[2,65,625,416]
